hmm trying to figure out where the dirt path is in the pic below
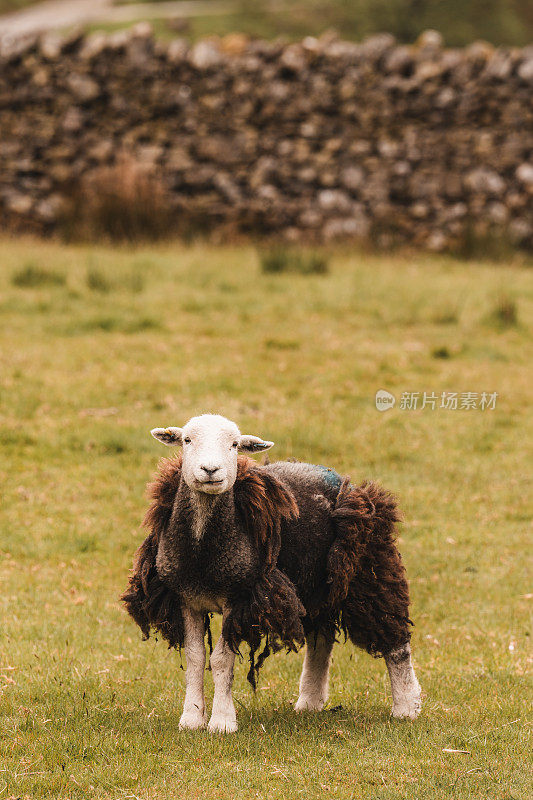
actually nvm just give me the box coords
[0,0,111,36]
[0,0,234,37]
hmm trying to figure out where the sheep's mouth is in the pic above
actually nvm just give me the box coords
[196,477,226,494]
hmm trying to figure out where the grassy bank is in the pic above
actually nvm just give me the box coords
[0,238,531,799]
[115,0,533,47]
[2,0,532,46]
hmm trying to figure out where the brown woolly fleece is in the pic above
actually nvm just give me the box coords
[224,457,305,684]
[329,479,411,656]
[122,456,412,687]
[122,456,305,686]
[121,457,185,649]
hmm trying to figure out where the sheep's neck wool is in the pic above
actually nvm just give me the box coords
[187,488,230,542]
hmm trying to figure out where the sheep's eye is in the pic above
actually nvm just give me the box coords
[232,441,238,449]
[183,437,191,444]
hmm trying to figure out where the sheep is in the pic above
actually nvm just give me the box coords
[122,413,422,733]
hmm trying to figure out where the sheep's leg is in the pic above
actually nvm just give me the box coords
[385,643,422,720]
[207,630,237,734]
[179,607,207,730]
[294,633,333,712]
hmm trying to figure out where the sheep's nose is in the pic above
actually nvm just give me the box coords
[200,465,220,477]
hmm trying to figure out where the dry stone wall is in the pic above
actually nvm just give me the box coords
[1,26,532,249]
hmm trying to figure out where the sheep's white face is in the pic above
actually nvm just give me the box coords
[151,414,274,495]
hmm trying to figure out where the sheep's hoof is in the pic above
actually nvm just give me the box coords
[179,710,207,731]
[294,695,326,713]
[391,692,422,720]
[207,713,238,734]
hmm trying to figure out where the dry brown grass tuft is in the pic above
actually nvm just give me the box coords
[61,156,175,243]
[489,293,519,328]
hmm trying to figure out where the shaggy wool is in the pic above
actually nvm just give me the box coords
[122,456,412,686]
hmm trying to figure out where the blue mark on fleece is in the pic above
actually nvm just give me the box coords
[314,464,343,490]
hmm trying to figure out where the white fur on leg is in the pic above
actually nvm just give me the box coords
[179,608,207,730]
[385,643,422,720]
[208,632,237,734]
[295,634,333,712]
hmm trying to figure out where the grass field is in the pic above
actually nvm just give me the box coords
[86,3,533,48]
[0,237,532,799]
[0,0,32,12]
[2,0,532,47]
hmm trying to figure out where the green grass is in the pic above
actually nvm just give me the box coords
[100,0,533,47]
[0,237,532,799]
[259,247,329,275]
[11,261,66,288]
[0,0,38,12]
[3,0,532,46]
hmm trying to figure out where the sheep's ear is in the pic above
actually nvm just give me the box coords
[238,435,274,453]
[151,427,183,446]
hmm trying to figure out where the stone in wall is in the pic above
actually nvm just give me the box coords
[0,26,531,249]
